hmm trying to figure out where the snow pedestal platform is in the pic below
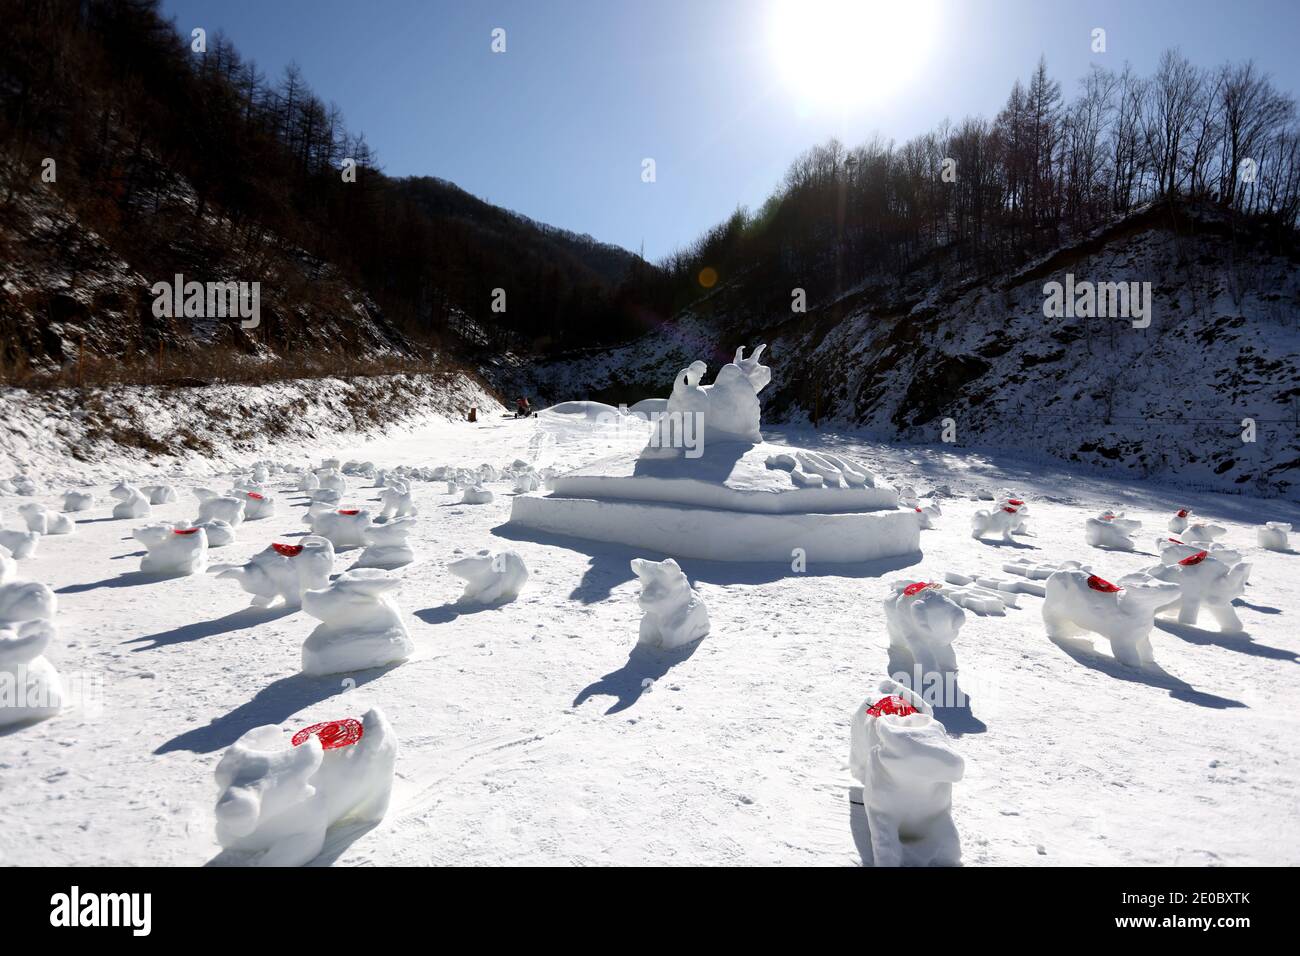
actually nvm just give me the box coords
[507,440,919,563]
[508,345,919,563]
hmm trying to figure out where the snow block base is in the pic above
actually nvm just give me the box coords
[508,494,919,563]
[507,440,919,563]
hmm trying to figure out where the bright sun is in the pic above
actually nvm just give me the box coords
[769,0,939,110]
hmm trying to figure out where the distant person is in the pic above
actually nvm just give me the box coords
[467,406,477,423]
[515,397,532,419]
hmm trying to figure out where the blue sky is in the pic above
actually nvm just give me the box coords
[161,0,1300,262]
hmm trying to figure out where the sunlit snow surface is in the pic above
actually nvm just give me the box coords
[1,407,1298,866]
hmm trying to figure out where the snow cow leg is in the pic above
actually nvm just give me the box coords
[1110,630,1155,669]
[1176,597,1202,627]
[1208,601,1243,634]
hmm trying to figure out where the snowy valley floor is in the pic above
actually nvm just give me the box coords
[2,410,1298,866]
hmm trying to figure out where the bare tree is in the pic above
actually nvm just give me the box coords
[1217,61,1295,207]
[1143,49,1202,197]
[1107,64,1148,213]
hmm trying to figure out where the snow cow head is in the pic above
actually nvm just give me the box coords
[887,581,965,648]
[302,568,402,630]
[0,618,56,668]
[0,580,57,624]
[631,557,694,620]
[869,709,966,786]
[213,724,324,852]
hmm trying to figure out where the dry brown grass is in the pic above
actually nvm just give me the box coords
[0,343,466,391]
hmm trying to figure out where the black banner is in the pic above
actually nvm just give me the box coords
[0,866,1282,942]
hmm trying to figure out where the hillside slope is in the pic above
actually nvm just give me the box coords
[0,181,418,380]
[510,204,1300,496]
[0,372,502,485]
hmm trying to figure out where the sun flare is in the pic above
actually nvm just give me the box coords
[769,0,939,110]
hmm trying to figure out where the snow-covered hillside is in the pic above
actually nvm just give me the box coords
[0,373,501,486]
[1,408,1297,866]
[512,207,1300,497]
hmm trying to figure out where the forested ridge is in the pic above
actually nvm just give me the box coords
[656,53,1300,323]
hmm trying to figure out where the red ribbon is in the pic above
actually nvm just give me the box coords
[866,696,918,719]
[292,718,364,750]
[1087,574,1123,593]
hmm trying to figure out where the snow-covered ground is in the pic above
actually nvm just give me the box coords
[2,407,1298,866]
